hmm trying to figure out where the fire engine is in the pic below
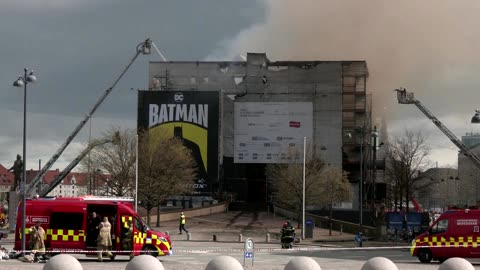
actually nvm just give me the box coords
[14,196,172,258]
[410,208,480,263]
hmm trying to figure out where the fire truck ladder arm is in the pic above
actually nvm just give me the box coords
[395,88,480,171]
[38,132,120,197]
[27,38,152,195]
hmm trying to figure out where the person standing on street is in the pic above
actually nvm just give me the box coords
[88,212,101,247]
[122,220,134,260]
[179,212,188,234]
[29,221,46,261]
[97,217,114,262]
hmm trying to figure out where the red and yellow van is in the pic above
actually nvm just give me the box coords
[411,209,480,263]
[14,196,172,258]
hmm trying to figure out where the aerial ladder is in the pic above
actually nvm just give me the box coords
[25,38,153,196]
[37,131,120,197]
[395,88,480,170]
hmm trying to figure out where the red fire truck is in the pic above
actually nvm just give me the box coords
[410,208,480,263]
[14,196,172,258]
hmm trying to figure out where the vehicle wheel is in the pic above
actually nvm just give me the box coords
[437,257,447,263]
[142,246,158,257]
[418,248,432,263]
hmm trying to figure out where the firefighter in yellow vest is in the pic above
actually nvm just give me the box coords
[179,212,188,234]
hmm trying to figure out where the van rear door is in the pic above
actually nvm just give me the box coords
[49,212,86,250]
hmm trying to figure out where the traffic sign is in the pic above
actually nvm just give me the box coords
[244,238,254,266]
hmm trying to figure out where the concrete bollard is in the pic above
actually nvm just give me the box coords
[43,254,83,270]
[439,257,474,270]
[187,233,191,240]
[361,257,398,270]
[284,257,321,270]
[205,255,243,270]
[266,233,270,242]
[238,234,243,242]
[126,254,165,270]
[213,234,217,242]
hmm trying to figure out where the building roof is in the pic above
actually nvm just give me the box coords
[0,164,14,185]
[25,169,89,186]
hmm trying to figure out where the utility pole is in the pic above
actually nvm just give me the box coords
[372,126,378,210]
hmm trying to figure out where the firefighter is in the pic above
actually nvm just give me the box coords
[29,221,46,261]
[122,220,134,259]
[97,217,114,262]
[280,221,295,249]
[179,212,188,234]
[88,212,102,247]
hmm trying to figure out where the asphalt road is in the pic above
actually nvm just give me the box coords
[1,241,480,270]
[1,211,480,269]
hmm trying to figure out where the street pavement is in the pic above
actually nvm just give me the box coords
[1,211,476,269]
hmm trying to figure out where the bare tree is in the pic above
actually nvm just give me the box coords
[321,165,351,235]
[385,129,431,213]
[86,127,136,197]
[138,129,196,225]
[266,153,351,227]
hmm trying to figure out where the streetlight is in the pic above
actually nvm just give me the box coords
[346,126,378,231]
[135,134,139,212]
[370,126,383,209]
[13,68,37,254]
[302,136,306,240]
[471,110,480,123]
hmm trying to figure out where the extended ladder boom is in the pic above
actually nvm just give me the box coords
[38,132,120,197]
[26,39,152,195]
[395,88,480,170]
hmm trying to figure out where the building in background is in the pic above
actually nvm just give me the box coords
[417,167,459,212]
[0,164,13,202]
[25,169,88,197]
[147,53,385,210]
[458,132,480,206]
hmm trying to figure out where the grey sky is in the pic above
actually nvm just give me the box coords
[2,0,479,172]
[0,0,264,169]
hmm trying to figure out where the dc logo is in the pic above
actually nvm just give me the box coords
[174,93,184,102]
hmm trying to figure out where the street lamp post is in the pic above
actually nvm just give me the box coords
[13,68,37,254]
[302,136,306,240]
[135,134,139,212]
[359,134,364,229]
[346,126,379,231]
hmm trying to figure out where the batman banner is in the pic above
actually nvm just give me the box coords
[137,91,219,194]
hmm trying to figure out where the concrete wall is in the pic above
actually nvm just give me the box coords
[148,202,228,223]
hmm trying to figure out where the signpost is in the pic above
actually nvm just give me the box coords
[244,238,254,266]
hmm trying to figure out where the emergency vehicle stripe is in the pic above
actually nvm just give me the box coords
[413,235,480,250]
[45,229,86,242]
[134,232,147,244]
[131,231,171,255]
[122,216,133,229]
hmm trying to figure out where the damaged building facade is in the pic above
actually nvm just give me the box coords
[147,53,384,211]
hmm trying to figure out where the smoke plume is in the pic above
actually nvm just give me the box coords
[212,0,480,121]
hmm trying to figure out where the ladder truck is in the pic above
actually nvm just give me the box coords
[395,88,480,170]
[25,38,153,196]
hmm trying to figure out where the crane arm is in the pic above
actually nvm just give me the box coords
[395,88,480,170]
[38,132,120,197]
[26,39,152,195]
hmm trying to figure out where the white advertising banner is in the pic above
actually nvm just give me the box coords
[234,102,313,163]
